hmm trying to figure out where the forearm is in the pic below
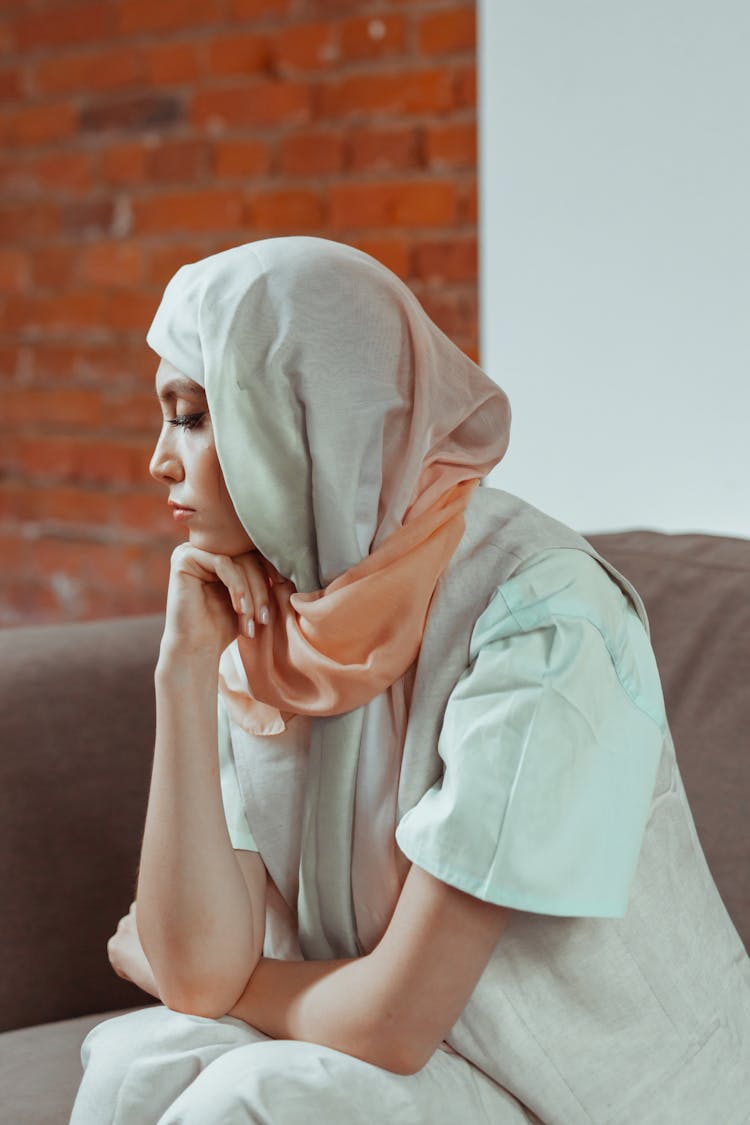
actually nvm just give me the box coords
[136,652,262,1015]
[225,955,413,1075]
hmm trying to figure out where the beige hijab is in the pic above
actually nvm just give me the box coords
[147,237,511,953]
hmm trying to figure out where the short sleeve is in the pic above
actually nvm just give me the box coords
[217,692,259,852]
[395,548,667,918]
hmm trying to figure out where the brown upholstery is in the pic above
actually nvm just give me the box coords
[1,530,748,1122]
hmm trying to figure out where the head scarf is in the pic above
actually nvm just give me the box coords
[146,237,511,739]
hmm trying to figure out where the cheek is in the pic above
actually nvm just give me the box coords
[204,445,239,519]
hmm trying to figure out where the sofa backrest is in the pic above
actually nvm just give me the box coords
[587,529,750,951]
[0,613,164,1032]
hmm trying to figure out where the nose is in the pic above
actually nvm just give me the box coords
[149,424,183,484]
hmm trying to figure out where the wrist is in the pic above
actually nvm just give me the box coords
[155,642,223,685]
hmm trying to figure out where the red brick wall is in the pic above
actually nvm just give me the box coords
[1,0,478,625]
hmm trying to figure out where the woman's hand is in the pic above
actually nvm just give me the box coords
[107,901,162,1001]
[159,544,281,665]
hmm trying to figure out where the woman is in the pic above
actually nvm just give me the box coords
[71,237,750,1124]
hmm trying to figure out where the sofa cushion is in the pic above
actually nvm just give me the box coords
[0,1005,153,1124]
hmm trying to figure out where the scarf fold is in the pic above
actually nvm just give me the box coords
[219,476,480,736]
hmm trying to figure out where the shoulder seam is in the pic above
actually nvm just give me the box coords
[493,588,666,733]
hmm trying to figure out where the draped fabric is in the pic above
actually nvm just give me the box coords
[146,236,512,952]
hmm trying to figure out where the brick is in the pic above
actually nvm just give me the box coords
[132,189,245,233]
[146,242,216,285]
[351,237,409,279]
[0,578,60,624]
[79,94,182,134]
[249,188,324,232]
[417,289,476,341]
[14,3,116,51]
[61,198,116,238]
[0,158,36,196]
[191,81,311,130]
[15,434,154,486]
[102,388,162,432]
[412,237,477,283]
[5,387,103,428]
[118,0,224,35]
[0,202,60,243]
[117,490,175,534]
[80,241,144,288]
[104,289,160,333]
[147,139,210,182]
[34,45,145,95]
[280,132,343,176]
[454,63,476,108]
[48,487,116,527]
[0,67,23,101]
[1,291,108,333]
[273,22,337,71]
[213,138,271,179]
[29,151,95,194]
[0,532,26,570]
[461,177,478,223]
[100,141,149,185]
[206,32,271,77]
[0,103,76,147]
[424,120,476,169]
[0,248,29,292]
[145,41,201,86]
[340,14,406,61]
[230,0,291,19]
[32,246,78,289]
[28,538,142,588]
[139,546,172,593]
[27,341,152,386]
[418,7,476,55]
[0,482,24,521]
[330,180,457,230]
[346,125,418,174]
[319,68,454,120]
[0,345,22,381]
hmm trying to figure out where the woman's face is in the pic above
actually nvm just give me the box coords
[149,359,256,557]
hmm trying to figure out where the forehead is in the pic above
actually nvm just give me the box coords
[154,361,206,403]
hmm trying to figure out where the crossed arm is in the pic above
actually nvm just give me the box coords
[128,647,511,1077]
[220,857,511,1076]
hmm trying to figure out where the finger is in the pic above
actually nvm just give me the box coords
[209,555,256,638]
[236,555,272,627]
[212,556,246,616]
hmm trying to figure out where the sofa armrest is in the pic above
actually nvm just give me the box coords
[0,614,164,1033]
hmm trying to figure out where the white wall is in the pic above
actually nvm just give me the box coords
[478,0,749,538]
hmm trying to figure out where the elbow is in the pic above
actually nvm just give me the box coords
[361,1030,432,1077]
[159,970,253,1021]
[160,984,237,1021]
[162,993,228,1021]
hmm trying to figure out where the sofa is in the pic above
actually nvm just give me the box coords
[1,528,748,1124]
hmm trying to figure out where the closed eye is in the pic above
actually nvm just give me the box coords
[168,413,206,429]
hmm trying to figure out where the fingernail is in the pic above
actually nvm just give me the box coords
[240,595,249,614]
[259,606,269,625]
[246,619,255,638]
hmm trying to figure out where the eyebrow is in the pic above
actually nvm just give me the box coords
[156,377,207,403]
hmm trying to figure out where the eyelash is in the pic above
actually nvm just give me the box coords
[168,413,205,430]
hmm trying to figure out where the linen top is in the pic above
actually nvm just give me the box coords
[218,545,665,921]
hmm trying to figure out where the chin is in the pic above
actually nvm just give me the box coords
[189,528,254,557]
